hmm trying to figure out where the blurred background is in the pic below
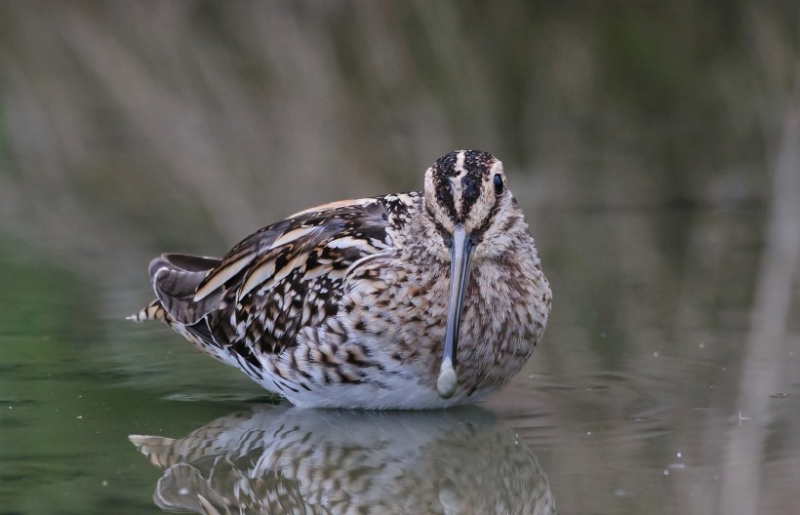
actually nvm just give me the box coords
[1,1,799,514]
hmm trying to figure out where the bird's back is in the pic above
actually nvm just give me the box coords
[131,195,414,388]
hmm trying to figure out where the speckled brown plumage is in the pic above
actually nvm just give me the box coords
[130,150,552,409]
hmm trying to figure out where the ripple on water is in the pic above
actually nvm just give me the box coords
[488,365,683,448]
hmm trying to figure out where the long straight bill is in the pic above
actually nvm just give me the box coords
[437,224,473,398]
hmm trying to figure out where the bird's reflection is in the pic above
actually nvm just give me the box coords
[130,406,555,514]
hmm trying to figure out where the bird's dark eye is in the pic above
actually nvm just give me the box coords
[493,174,504,195]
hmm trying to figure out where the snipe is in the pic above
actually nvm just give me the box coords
[130,150,551,409]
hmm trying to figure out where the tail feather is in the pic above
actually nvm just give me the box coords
[152,253,223,325]
[130,253,223,325]
[149,253,221,276]
[127,299,170,322]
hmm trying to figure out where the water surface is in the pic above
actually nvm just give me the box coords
[2,204,797,514]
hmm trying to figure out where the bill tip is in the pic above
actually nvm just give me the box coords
[437,359,458,399]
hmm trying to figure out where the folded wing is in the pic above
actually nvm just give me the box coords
[141,197,395,357]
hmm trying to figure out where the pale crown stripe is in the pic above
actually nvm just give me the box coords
[454,150,466,173]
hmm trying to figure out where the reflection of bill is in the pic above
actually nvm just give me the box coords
[130,407,555,514]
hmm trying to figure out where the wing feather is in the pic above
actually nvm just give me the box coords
[143,193,417,360]
[195,199,382,305]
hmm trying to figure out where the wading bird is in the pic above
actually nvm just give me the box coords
[130,150,551,409]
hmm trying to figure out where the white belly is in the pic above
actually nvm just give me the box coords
[256,372,494,409]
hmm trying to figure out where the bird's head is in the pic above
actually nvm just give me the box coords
[422,150,523,399]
